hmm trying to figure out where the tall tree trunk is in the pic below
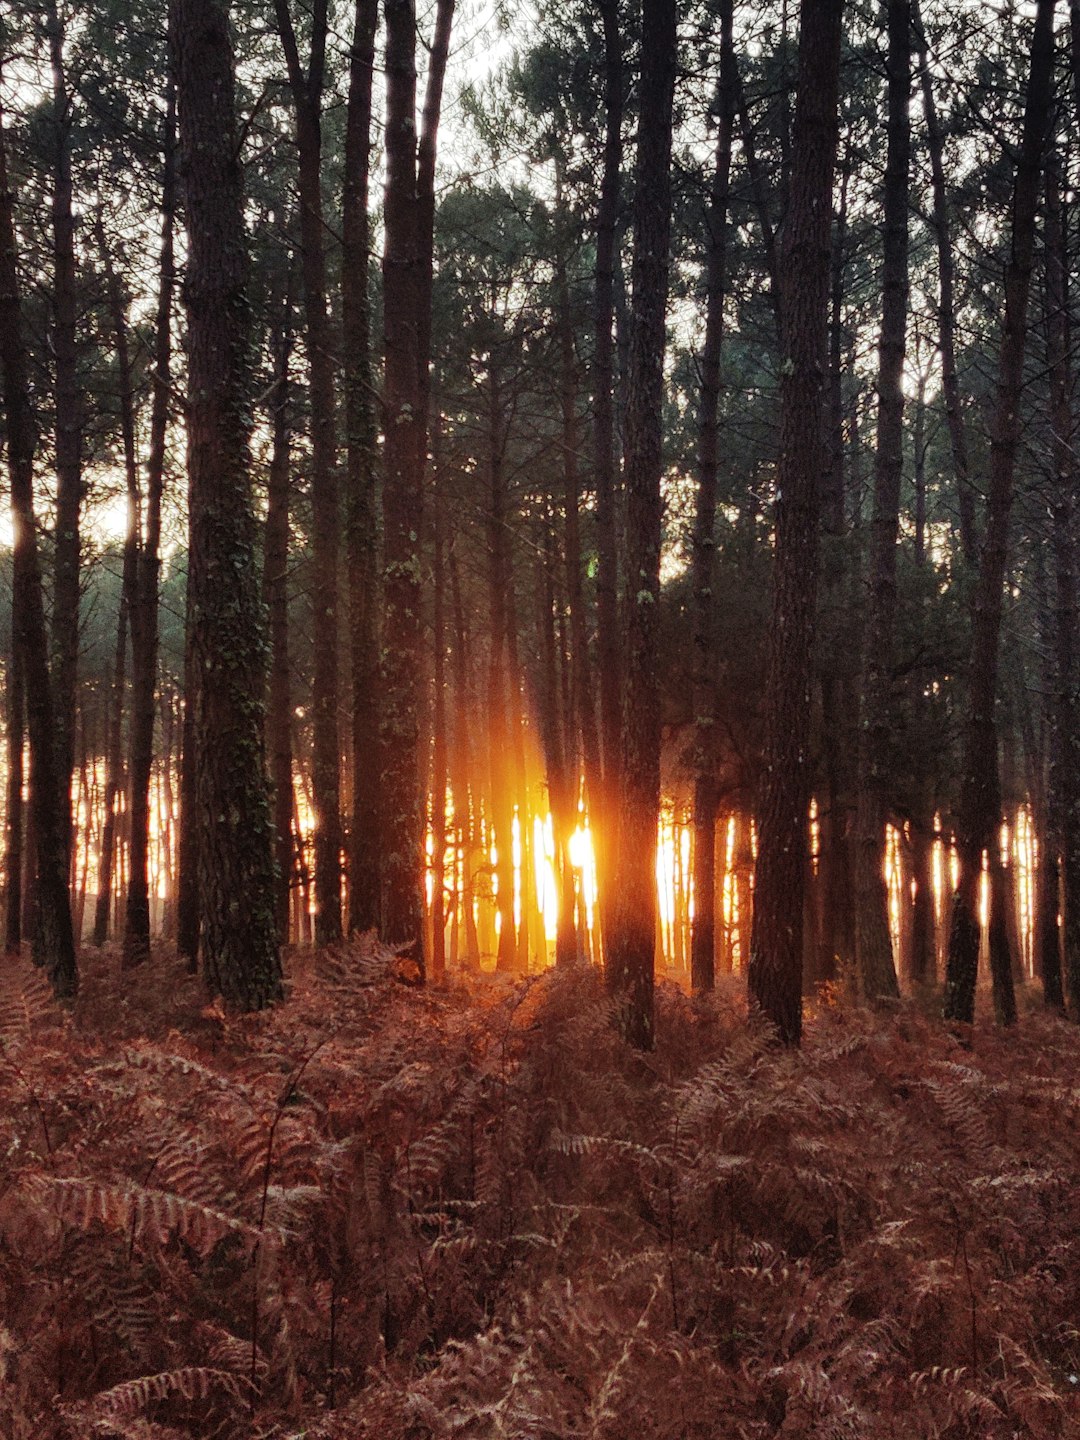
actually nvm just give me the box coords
[853,0,909,1004]
[124,82,176,966]
[690,0,735,994]
[448,536,481,968]
[913,0,977,566]
[606,0,677,1050]
[431,457,449,982]
[45,0,81,879]
[0,70,77,997]
[276,0,343,945]
[171,0,282,1009]
[538,514,578,968]
[344,0,381,935]
[91,203,139,948]
[1044,148,1080,1015]
[176,563,199,970]
[380,0,426,963]
[748,0,844,1046]
[593,0,624,930]
[263,302,294,945]
[943,0,1056,1026]
[553,161,601,821]
[4,631,24,954]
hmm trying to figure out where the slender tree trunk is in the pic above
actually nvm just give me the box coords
[748,0,844,1046]
[380,0,426,963]
[690,0,735,994]
[593,0,624,932]
[0,71,77,997]
[176,563,199,970]
[448,537,481,968]
[276,0,343,944]
[944,0,1056,1026]
[344,0,381,935]
[263,304,294,945]
[431,465,449,983]
[1044,148,1080,1015]
[914,0,977,566]
[45,0,81,879]
[4,631,24,954]
[92,571,130,948]
[538,515,578,968]
[606,0,677,1050]
[553,164,601,820]
[172,0,282,1009]
[853,0,909,1005]
[124,85,176,966]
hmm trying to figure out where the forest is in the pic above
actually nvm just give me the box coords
[1,0,1080,1435]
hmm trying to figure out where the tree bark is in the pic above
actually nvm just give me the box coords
[606,0,677,1050]
[263,300,295,945]
[1044,149,1080,1015]
[690,0,735,994]
[853,0,909,1005]
[4,630,24,954]
[913,0,977,566]
[593,0,624,929]
[0,68,77,997]
[171,0,282,1009]
[344,0,381,935]
[943,0,1056,1027]
[275,0,343,945]
[748,0,844,1046]
[45,0,81,878]
[124,78,176,966]
[380,0,426,963]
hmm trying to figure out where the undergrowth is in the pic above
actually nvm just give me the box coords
[1,943,1078,1438]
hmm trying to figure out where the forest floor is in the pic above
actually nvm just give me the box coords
[1,943,1079,1440]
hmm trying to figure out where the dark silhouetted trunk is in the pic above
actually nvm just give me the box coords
[748,0,843,1046]
[593,0,624,927]
[690,0,735,994]
[344,0,381,935]
[46,0,81,877]
[4,631,24,953]
[606,0,676,1050]
[914,0,977,566]
[263,304,294,945]
[124,81,176,966]
[172,0,282,1008]
[944,0,1055,1027]
[276,0,343,944]
[0,73,77,997]
[854,0,908,1005]
[91,207,140,949]
[1044,149,1080,1015]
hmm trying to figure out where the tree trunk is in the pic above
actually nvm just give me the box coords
[943,0,1056,1027]
[690,0,735,994]
[344,0,381,935]
[124,84,176,966]
[853,0,909,1005]
[1044,148,1080,1015]
[172,0,282,1009]
[176,562,199,970]
[4,630,24,954]
[276,0,343,945]
[263,302,295,945]
[46,0,81,879]
[748,0,844,1046]
[606,0,677,1050]
[914,0,977,567]
[0,71,77,998]
[593,0,624,931]
[380,0,426,963]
